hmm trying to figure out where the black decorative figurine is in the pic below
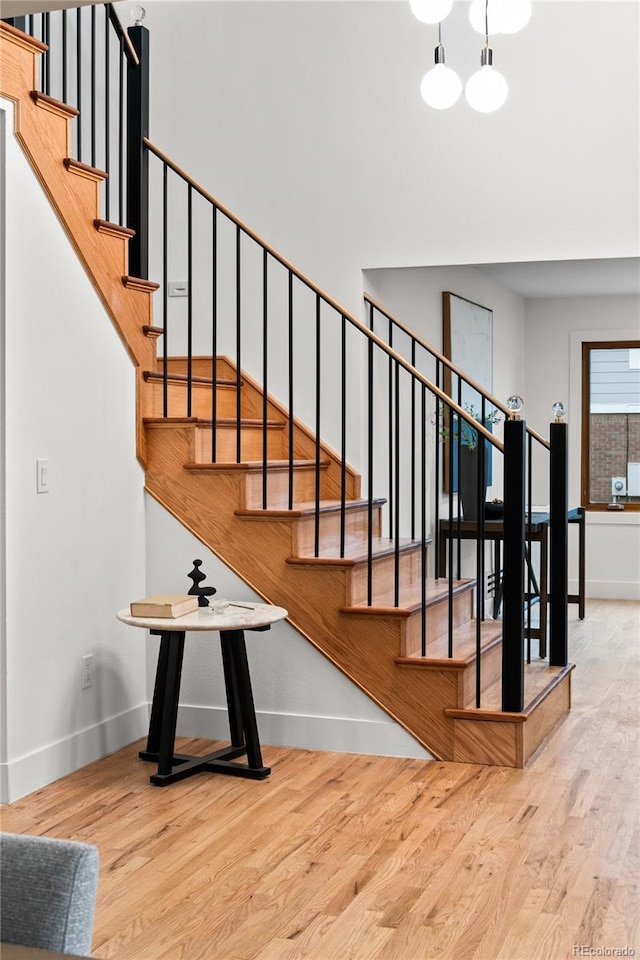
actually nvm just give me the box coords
[187,559,217,607]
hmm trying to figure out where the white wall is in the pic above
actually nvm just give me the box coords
[524,295,640,600]
[145,494,432,758]
[127,0,639,317]
[1,102,149,801]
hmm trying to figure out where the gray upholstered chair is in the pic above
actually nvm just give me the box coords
[0,832,99,956]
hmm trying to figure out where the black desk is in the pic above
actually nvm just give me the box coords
[438,508,586,657]
[118,602,287,786]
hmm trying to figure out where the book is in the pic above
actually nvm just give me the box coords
[130,594,199,618]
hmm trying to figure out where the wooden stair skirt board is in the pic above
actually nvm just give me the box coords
[445,665,574,768]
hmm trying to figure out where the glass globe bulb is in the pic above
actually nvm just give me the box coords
[420,64,462,110]
[469,0,500,36]
[506,395,524,416]
[465,64,508,113]
[469,0,531,35]
[498,0,532,34]
[409,0,453,25]
[552,401,566,422]
[130,5,146,26]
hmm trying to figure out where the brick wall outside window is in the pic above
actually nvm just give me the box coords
[589,413,640,503]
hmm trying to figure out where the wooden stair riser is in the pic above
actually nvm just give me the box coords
[347,546,429,607]
[195,423,287,463]
[291,503,383,558]
[144,378,239,419]
[242,465,334,510]
[401,586,475,657]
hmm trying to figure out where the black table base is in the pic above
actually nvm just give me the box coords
[140,627,270,786]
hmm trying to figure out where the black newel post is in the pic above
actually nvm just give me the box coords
[126,22,150,279]
[549,420,569,666]
[502,416,526,712]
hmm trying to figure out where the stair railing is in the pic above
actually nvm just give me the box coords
[5,8,570,715]
[4,5,139,230]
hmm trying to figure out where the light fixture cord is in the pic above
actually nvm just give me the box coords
[485,0,489,47]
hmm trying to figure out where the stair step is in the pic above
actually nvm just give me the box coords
[94,219,135,240]
[63,156,107,182]
[184,458,333,508]
[122,275,160,293]
[194,419,287,462]
[30,89,79,119]
[143,325,164,339]
[143,370,238,418]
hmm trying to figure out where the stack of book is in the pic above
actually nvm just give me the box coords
[130,594,199,618]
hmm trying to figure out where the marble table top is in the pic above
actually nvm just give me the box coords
[117,601,288,633]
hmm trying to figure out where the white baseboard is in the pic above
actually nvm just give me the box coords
[585,580,640,601]
[176,704,433,760]
[1,703,149,803]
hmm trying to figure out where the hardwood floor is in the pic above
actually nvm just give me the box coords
[1,600,638,960]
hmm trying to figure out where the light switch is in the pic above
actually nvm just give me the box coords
[168,281,189,297]
[36,458,49,494]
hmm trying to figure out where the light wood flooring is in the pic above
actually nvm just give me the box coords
[1,599,638,960]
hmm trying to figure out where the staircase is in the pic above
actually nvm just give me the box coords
[1,16,573,767]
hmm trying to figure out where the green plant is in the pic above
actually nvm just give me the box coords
[439,401,501,450]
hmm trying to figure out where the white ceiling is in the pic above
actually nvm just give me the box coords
[473,257,640,299]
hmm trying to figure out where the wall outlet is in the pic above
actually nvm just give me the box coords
[81,654,94,689]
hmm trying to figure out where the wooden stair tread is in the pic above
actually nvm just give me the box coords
[235,497,386,519]
[445,662,574,718]
[122,275,160,293]
[94,218,135,239]
[343,577,475,617]
[286,535,425,565]
[63,157,108,182]
[143,370,237,388]
[30,90,79,118]
[142,325,164,339]
[184,458,330,472]
[395,618,503,666]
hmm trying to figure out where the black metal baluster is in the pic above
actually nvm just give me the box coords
[76,9,82,160]
[287,272,294,510]
[434,361,441,580]
[90,5,96,168]
[448,400,455,658]
[475,398,487,706]
[62,10,68,105]
[314,294,321,557]
[421,382,427,656]
[410,338,417,540]
[388,318,393,541]
[394,360,400,607]
[43,14,50,95]
[340,314,347,559]
[367,339,374,606]
[211,205,217,461]
[126,19,149,277]
[104,5,110,219]
[527,431,533,663]
[162,162,168,418]
[186,184,193,418]
[235,225,242,463]
[456,377,462,579]
[118,41,124,225]
[262,248,268,509]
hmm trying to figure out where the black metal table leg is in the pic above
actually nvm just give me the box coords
[139,626,270,785]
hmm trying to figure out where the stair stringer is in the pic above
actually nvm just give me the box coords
[0,23,159,465]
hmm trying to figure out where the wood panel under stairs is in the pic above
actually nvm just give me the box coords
[1,20,572,766]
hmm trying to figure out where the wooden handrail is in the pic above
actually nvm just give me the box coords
[364,292,551,451]
[144,137,504,453]
[107,2,139,66]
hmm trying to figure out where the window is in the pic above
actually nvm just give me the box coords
[581,341,640,511]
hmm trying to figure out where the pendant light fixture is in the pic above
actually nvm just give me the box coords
[420,22,462,110]
[465,0,508,112]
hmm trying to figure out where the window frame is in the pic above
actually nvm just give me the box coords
[581,339,640,512]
